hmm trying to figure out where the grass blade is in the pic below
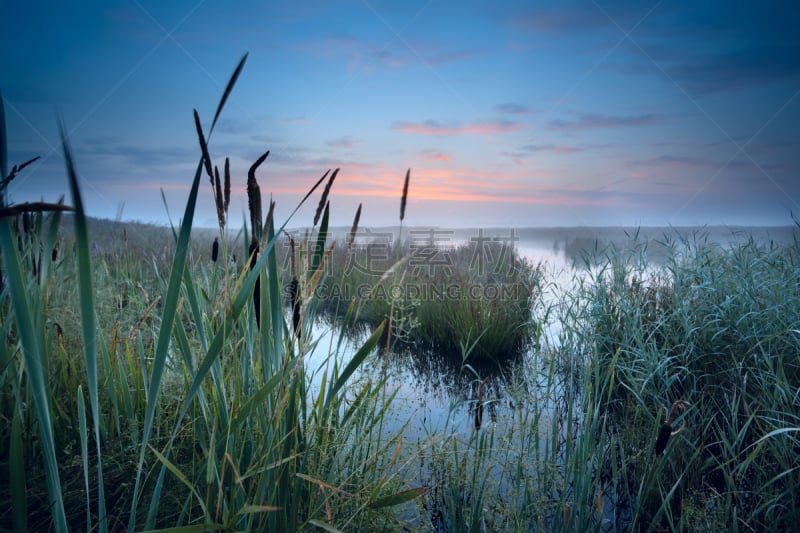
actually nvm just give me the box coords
[77,386,91,532]
[211,52,248,130]
[368,487,427,509]
[10,408,27,533]
[0,220,67,531]
[60,119,107,533]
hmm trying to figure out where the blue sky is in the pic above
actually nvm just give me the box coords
[2,0,799,228]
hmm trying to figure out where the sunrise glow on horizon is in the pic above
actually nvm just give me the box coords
[2,1,799,229]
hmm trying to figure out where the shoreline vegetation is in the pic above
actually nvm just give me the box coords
[2,56,799,531]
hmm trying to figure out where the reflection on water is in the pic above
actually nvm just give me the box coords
[303,237,573,442]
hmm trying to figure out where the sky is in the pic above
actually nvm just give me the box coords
[2,0,799,229]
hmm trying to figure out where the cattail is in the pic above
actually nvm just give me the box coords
[223,157,231,213]
[284,232,301,338]
[655,400,690,456]
[52,242,58,262]
[248,150,269,240]
[193,109,214,180]
[348,203,362,250]
[314,168,338,226]
[249,238,260,328]
[289,277,300,338]
[400,168,410,222]
[214,165,225,229]
[654,423,672,456]
[211,236,219,262]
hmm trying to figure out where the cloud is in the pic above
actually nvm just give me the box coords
[495,103,537,115]
[294,34,476,72]
[659,44,800,94]
[520,142,583,154]
[420,149,452,161]
[392,119,525,136]
[547,112,660,131]
[326,136,359,148]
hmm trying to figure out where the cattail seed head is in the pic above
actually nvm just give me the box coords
[654,422,672,456]
[214,165,225,229]
[223,157,231,213]
[400,169,410,222]
[314,168,338,226]
[248,150,269,240]
[348,203,362,250]
[211,236,219,262]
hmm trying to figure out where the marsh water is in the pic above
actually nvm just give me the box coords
[304,225,797,439]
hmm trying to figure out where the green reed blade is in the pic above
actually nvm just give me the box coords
[10,408,27,533]
[77,386,91,532]
[134,155,203,531]
[0,220,67,531]
[211,53,248,130]
[60,119,107,533]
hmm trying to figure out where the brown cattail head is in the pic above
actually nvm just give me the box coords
[248,150,269,240]
[52,242,59,262]
[288,277,300,338]
[655,400,690,456]
[213,165,225,229]
[400,168,410,222]
[654,422,672,456]
[223,157,231,213]
[314,168,338,226]
[348,203,362,251]
[211,236,219,262]
[249,237,261,328]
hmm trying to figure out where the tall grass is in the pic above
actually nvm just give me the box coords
[0,56,423,531]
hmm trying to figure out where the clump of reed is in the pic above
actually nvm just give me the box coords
[563,232,800,530]
[318,236,539,363]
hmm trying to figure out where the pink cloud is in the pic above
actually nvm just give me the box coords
[420,149,452,161]
[326,136,359,148]
[548,113,661,131]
